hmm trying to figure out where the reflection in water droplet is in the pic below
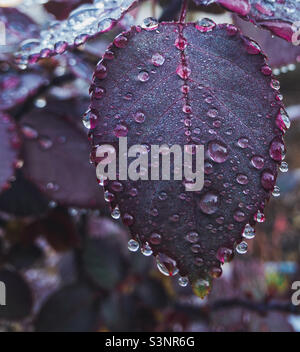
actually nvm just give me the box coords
[178,276,188,287]
[141,243,153,256]
[236,241,248,254]
[128,239,139,252]
[156,253,179,276]
[198,192,219,215]
[254,210,265,223]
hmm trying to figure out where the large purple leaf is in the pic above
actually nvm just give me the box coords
[0,113,20,194]
[233,15,300,68]
[88,22,286,297]
[20,99,104,208]
[15,0,139,67]
[0,7,38,59]
[193,0,300,42]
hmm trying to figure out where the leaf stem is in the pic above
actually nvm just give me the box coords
[179,0,189,23]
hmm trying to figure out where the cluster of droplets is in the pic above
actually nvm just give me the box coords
[15,0,137,67]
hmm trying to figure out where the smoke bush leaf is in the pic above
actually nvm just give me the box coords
[0,113,20,195]
[193,0,300,42]
[233,15,300,68]
[88,22,286,296]
[15,0,140,66]
[20,99,104,208]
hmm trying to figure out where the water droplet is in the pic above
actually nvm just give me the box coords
[236,173,248,185]
[141,242,153,256]
[141,17,159,31]
[128,239,139,252]
[271,79,280,90]
[185,231,199,243]
[261,169,275,190]
[261,64,272,76]
[82,109,98,129]
[236,241,248,254]
[254,210,265,223]
[38,136,53,150]
[133,111,145,123]
[279,161,288,172]
[192,278,211,298]
[150,232,162,245]
[104,190,114,202]
[137,70,149,82]
[156,253,179,276]
[216,247,233,264]
[234,210,246,222]
[198,191,219,215]
[95,63,107,79]
[151,53,165,66]
[237,137,249,148]
[122,213,134,226]
[209,267,222,278]
[276,108,290,131]
[21,124,38,139]
[175,37,187,50]
[113,124,128,137]
[178,276,188,287]
[54,41,68,54]
[176,64,191,79]
[272,185,280,197]
[195,18,216,32]
[242,224,255,239]
[269,136,285,161]
[111,206,120,219]
[208,140,229,163]
[251,155,264,169]
[113,34,128,48]
[244,38,261,54]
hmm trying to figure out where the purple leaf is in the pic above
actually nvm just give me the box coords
[44,0,93,20]
[0,113,20,194]
[233,15,300,68]
[88,22,286,297]
[20,98,104,208]
[0,70,48,111]
[193,0,300,42]
[0,7,38,59]
[15,0,139,66]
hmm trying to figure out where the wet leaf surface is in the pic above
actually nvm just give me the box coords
[194,0,300,42]
[20,98,104,208]
[89,22,285,294]
[233,15,300,68]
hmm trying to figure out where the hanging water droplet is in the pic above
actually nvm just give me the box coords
[104,190,114,202]
[192,278,211,298]
[261,170,275,190]
[178,276,188,287]
[254,210,265,223]
[156,253,179,277]
[141,17,159,31]
[242,224,255,239]
[21,124,38,139]
[111,206,120,219]
[54,41,68,54]
[113,34,128,48]
[236,241,248,254]
[271,79,280,90]
[38,136,53,150]
[216,247,233,264]
[141,242,153,256]
[279,161,288,172]
[269,136,285,161]
[276,108,290,131]
[272,185,280,197]
[128,239,139,252]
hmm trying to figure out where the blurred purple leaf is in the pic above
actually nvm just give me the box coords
[233,15,300,68]
[0,113,20,195]
[194,0,300,42]
[20,98,104,208]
